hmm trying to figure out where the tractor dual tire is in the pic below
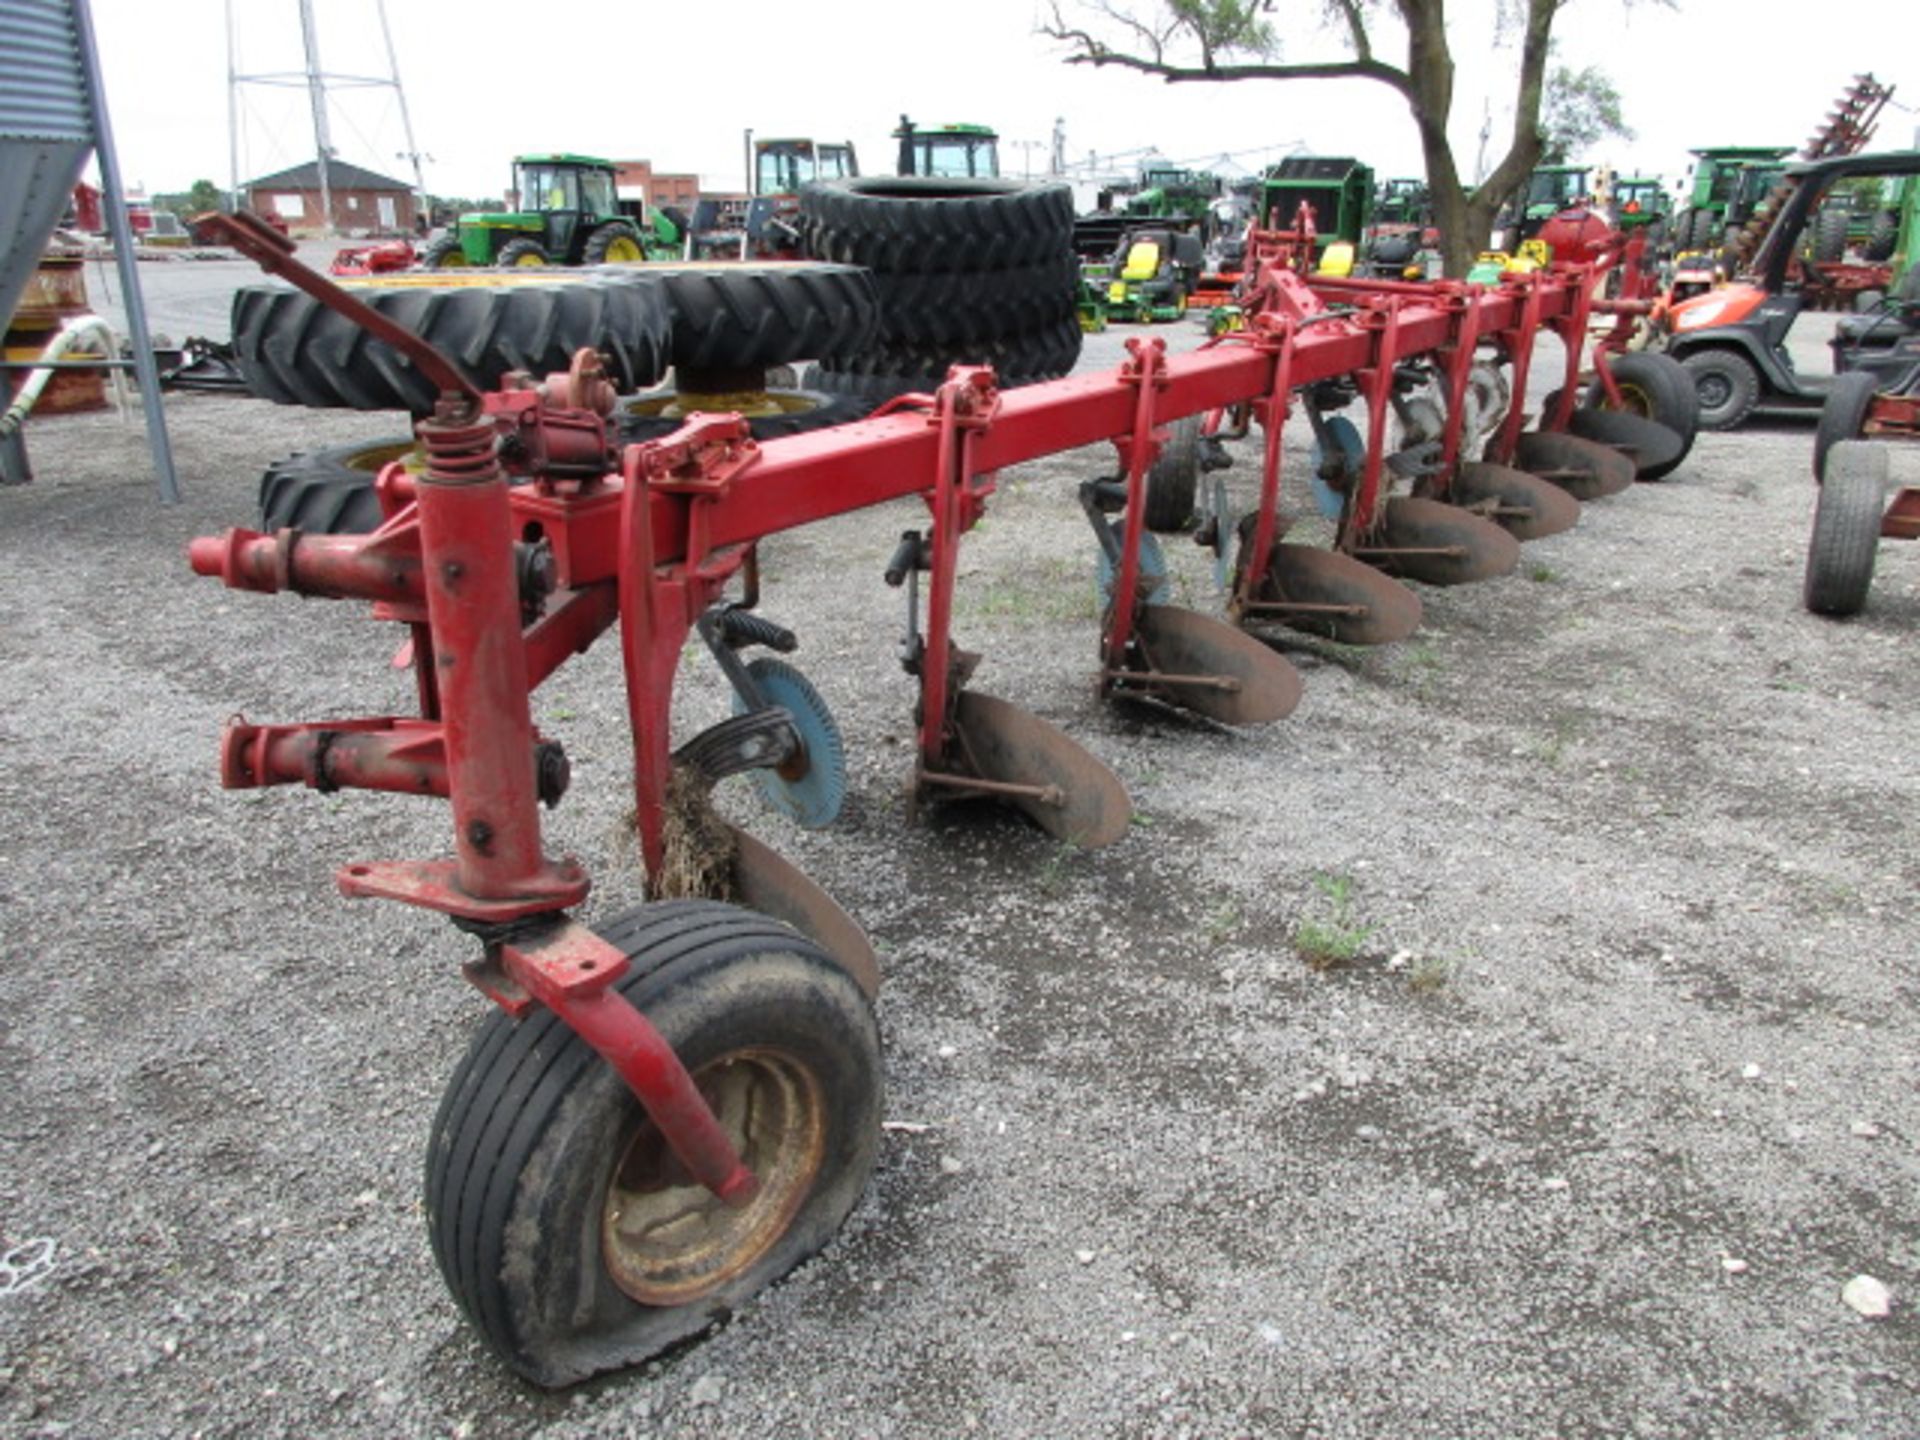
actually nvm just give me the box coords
[1812,370,1879,483]
[636,263,880,371]
[232,276,675,415]
[1811,208,1850,265]
[610,386,870,444]
[425,900,882,1388]
[800,177,1075,274]
[1803,441,1887,617]
[865,255,1081,346]
[258,435,419,535]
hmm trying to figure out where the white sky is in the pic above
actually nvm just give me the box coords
[86,0,1917,203]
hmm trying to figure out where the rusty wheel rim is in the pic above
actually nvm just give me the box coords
[601,1048,825,1306]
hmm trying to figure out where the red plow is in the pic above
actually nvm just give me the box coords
[186,210,1679,1385]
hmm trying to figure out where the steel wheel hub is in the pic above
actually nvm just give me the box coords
[601,1048,824,1306]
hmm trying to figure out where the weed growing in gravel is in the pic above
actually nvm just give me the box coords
[1530,712,1585,767]
[1396,640,1445,698]
[1407,953,1455,993]
[1295,872,1377,970]
[1204,900,1240,946]
[1036,840,1081,897]
[1528,563,1559,583]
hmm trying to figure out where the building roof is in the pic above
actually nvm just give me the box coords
[245,160,412,192]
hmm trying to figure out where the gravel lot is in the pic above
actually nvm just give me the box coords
[2,251,1917,1438]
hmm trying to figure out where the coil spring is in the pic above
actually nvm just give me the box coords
[420,416,500,485]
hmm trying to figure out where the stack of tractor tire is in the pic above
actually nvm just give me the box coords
[798,177,1082,410]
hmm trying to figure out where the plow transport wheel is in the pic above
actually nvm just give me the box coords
[425,900,882,1388]
[1248,542,1423,645]
[729,825,881,997]
[1129,605,1304,725]
[945,690,1131,847]
[1513,430,1636,500]
[1366,496,1521,586]
[1566,408,1686,480]
[1448,461,1581,540]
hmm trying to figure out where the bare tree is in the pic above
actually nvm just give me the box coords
[1045,0,1579,276]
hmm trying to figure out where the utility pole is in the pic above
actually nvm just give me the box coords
[296,0,335,236]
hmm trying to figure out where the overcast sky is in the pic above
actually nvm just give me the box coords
[85,0,1916,204]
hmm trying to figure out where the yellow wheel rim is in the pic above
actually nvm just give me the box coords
[600,1048,825,1305]
[604,236,644,263]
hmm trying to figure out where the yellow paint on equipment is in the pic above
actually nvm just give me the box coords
[1317,241,1357,278]
[1120,241,1162,281]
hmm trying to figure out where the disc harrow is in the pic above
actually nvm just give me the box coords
[183,210,1679,1387]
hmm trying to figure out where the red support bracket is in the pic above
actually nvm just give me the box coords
[1486,273,1547,466]
[1232,314,1300,616]
[1102,337,1169,678]
[1429,283,1482,485]
[1342,297,1406,542]
[915,367,1001,770]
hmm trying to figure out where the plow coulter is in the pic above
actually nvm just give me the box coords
[185,211,1680,1386]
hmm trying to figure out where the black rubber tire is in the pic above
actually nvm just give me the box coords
[1811,208,1849,264]
[867,256,1081,346]
[582,221,646,266]
[258,435,418,534]
[420,234,469,269]
[610,386,870,444]
[643,263,880,370]
[1143,414,1201,532]
[1679,348,1762,431]
[1587,352,1698,479]
[496,238,551,267]
[232,276,674,414]
[1803,441,1886,617]
[800,177,1074,274]
[425,900,882,1389]
[823,316,1083,383]
[1864,211,1898,264]
[1813,370,1879,482]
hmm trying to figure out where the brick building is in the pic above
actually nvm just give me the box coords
[243,160,418,237]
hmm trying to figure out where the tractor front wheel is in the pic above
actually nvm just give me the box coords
[584,221,646,266]
[497,238,550,267]
[419,234,469,269]
[1680,348,1761,431]
[425,901,882,1388]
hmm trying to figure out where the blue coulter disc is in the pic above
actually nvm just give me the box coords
[1308,413,1364,520]
[731,656,848,829]
[1095,523,1171,607]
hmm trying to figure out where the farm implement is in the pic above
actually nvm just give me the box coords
[185,197,1679,1388]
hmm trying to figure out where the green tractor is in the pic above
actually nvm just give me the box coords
[1669,146,1793,253]
[421,154,659,268]
[1605,174,1671,247]
[1255,155,1374,273]
[1495,163,1593,250]
[894,117,999,178]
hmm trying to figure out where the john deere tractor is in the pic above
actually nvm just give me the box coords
[421,154,657,268]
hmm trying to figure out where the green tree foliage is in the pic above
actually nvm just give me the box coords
[1540,64,1633,164]
[1047,0,1636,275]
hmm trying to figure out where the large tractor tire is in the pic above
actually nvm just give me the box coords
[646,263,880,371]
[610,386,869,444]
[1811,208,1850,264]
[821,316,1084,385]
[1864,210,1898,263]
[424,900,882,1388]
[496,238,551,267]
[232,275,674,414]
[801,177,1075,274]
[257,435,420,535]
[419,234,469,269]
[866,255,1081,346]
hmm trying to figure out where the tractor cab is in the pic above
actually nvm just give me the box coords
[894,118,999,178]
[1609,177,1670,230]
[752,137,860,197]
[423,153,646,268]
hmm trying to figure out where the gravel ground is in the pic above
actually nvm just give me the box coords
[2,255,1917,1439]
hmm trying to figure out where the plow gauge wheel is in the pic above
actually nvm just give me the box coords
[1512,430,1637,500]
[730,658,848,829]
